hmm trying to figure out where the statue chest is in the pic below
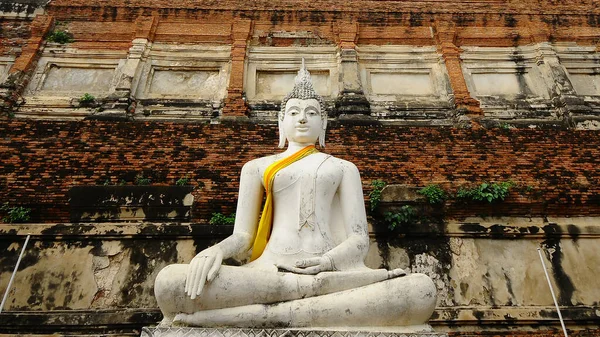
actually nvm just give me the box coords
[270,154,341,197]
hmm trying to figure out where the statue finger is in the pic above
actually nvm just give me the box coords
[293,265,321,275]
[275,263,298,272]
[196,256,214,297]
[185,259,198,294]
[190,259,205,299]
[296,257,321,267]
[186,259,198,296]
[207,251,222,282]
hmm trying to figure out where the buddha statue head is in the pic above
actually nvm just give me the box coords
[278,60,326,148]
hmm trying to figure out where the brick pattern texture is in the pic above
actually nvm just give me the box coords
[1,120,599,223]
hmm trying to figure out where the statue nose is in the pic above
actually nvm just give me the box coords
[299,111,307,123]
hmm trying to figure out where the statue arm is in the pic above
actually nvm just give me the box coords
[186,160,263,299]
[322,161,370,270]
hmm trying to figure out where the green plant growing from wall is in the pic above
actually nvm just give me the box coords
[209,212,236,226]
[499,122,511,130]
[1,203,31,223]
[457,181,514,203]
[418,184,447,204]
[369,180,386,212]
[135,173,151,186]
[176,176,190,186]
[46,30,74,44]
[383,205,416,230]
[79,93,95,104]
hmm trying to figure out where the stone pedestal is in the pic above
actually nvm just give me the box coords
[141,327,447,337]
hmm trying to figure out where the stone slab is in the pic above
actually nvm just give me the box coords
[141,327,448,337]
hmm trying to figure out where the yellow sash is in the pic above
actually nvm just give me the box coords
[250,145,319,261]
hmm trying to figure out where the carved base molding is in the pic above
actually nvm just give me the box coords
[141,327,447,337]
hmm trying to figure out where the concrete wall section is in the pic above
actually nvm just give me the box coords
[0,220,598,334]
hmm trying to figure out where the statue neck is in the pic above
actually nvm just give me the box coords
[283,142,317,156]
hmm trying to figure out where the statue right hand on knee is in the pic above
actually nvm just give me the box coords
[185,247,224,299]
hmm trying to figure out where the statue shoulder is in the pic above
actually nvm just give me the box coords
[242,155,278,173]
[328,156,361,175]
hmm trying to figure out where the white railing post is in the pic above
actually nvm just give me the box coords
[0,234,31,314]
[537,247,569,337]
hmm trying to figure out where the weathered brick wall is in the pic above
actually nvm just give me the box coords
[1,119,599,222]
[0,19,31,55]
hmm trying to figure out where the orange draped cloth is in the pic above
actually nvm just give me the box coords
[250,145,319,261]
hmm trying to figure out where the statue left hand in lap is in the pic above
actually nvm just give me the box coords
[154,62,437,329]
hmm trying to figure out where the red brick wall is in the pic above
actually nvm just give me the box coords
[0,19,31,55]
[2,120,599,223]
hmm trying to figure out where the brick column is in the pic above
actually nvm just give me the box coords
[334,20,370,117]
[1,15,53,115]
[222,19,252,118]
[434,26,483,116]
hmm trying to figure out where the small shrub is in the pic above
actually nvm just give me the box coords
[369,180,386,212]
[499,122,511,130]
[135,173,151,186]
[457,181,514,203]
[384,205,416,230]
[1,203,31,223]
[47,30,73,44]
[176,176,190,186]
[209,212,236,226]
[418,184,447,204]
[79,93,95,104]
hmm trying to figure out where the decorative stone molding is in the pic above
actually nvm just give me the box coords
[69,186,194,222]
[141,327,447,337]
[554,43,600,129]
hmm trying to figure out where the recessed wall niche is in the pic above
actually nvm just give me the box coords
[133,43,231,120]
[358,45,454,122]
[460,46,552,119]
[20,46,125,119]
[245,46,339,118]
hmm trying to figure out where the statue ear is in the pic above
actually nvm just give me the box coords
[319,117,327,148]
[278,119,286,148]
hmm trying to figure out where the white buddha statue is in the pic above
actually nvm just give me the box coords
[154,62,437,330]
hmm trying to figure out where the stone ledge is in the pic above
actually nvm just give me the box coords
[141,328,447,337]
[1,307,598,335]
[1,218,600,239]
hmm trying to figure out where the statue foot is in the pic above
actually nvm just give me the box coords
[388,268,406,278]
[158,316,174,327]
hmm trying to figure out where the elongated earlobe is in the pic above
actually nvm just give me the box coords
[319,117,327,148]
[278,120,286,148]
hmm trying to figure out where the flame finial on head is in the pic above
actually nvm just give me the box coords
[279,58,325,121]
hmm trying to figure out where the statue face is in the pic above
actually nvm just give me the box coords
[283,98,323,145]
